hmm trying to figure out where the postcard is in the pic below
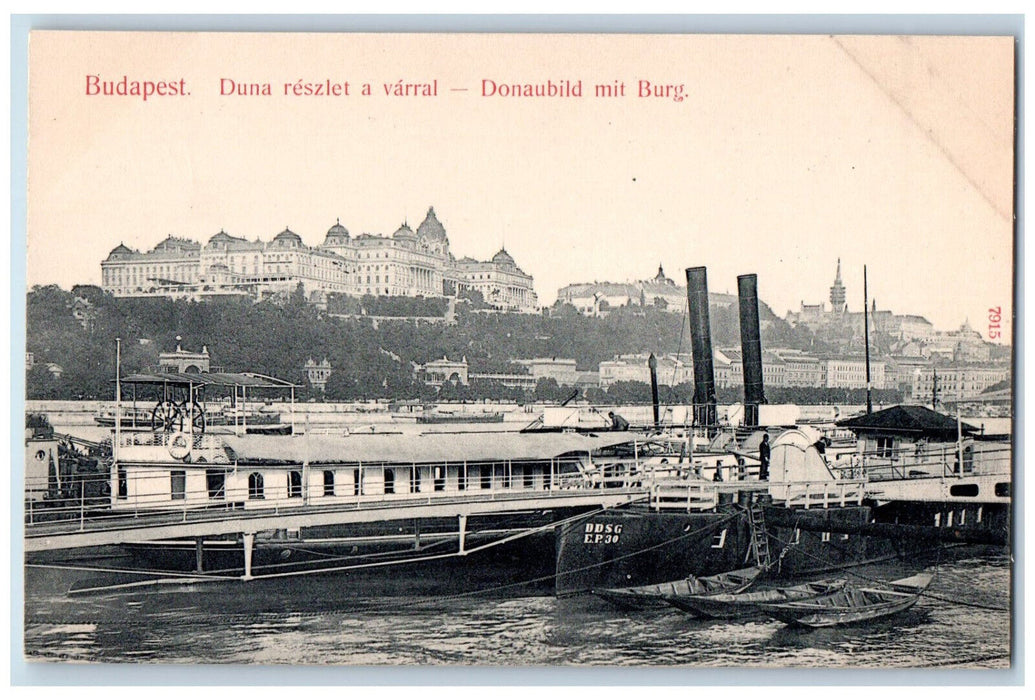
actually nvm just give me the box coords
[21,29,1015,672]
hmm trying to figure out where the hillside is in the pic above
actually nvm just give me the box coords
[25,285,814,401]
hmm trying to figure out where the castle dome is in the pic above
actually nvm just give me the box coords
[416,206,447,241]
[324,219,350,244]
[393,223,417,240]
[272,228,303,247]
[492,248,516,267]
[208,229,234,245]
[106,243,134,259]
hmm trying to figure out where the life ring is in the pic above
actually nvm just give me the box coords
[168,432,191,460]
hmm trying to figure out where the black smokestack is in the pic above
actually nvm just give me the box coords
[685,267,717,430]
[737,273,765,427]
[648,353,660,429]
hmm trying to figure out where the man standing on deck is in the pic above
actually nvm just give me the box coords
[608,411,630,431]
[758,432,771,481]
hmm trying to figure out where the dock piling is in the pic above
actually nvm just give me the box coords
[242,533,254,581]
[458,514,468,554]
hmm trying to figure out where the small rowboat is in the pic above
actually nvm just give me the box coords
[665,578,848,619]
[592,565,762,610]
[756,573,934,628]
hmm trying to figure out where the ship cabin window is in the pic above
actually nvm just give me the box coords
[710,528,727,549]
[384,468,395,494]
[950,483,979,498]
[433,466,445,491]
[523,466,535,489]
[323,470,335,497]
[876,436,894,459]
[288,471,303,498]
[480,465,492,490]
[171,470,186,501]
[206,469,225,500]
[117,466,128,500]
[248,472,265,500]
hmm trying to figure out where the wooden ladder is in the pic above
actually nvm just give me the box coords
[746,498,772,569]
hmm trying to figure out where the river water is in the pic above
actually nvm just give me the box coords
[22,550,1011,668]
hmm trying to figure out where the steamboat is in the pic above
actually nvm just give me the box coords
[23,267,1011,602]
[555,269,1010,596]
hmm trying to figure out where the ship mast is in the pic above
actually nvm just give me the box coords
[114,337,121,483]
[863,265,872,414]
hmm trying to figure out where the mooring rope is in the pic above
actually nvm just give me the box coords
[410,509,743,605]
[766,529,1010,612]
[41,501,638,597]
[26,562,238,581]
[203,509,743,619]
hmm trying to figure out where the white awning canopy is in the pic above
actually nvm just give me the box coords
[222,431,643,465]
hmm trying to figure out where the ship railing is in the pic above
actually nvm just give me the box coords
[650,481,719,512]
[24,476,650,535]
[24,472,112,528]
[573,458,692,491]
[831,444,1012,482]
[769,480,866,509]
[116,431,231,463]
[648,480,769,512]
[24,462,650,528]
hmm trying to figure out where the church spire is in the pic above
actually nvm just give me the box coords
[829,258,847,313]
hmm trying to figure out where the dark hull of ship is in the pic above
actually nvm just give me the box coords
[26,502,1009,605]
[25,542,556,617]
[553,501,1008,597]
[27,510,590,605]
[555,508,755,597]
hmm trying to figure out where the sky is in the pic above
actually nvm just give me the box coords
[26,32,1015,340]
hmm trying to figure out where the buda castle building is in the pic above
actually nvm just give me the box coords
[100,207,539,312]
